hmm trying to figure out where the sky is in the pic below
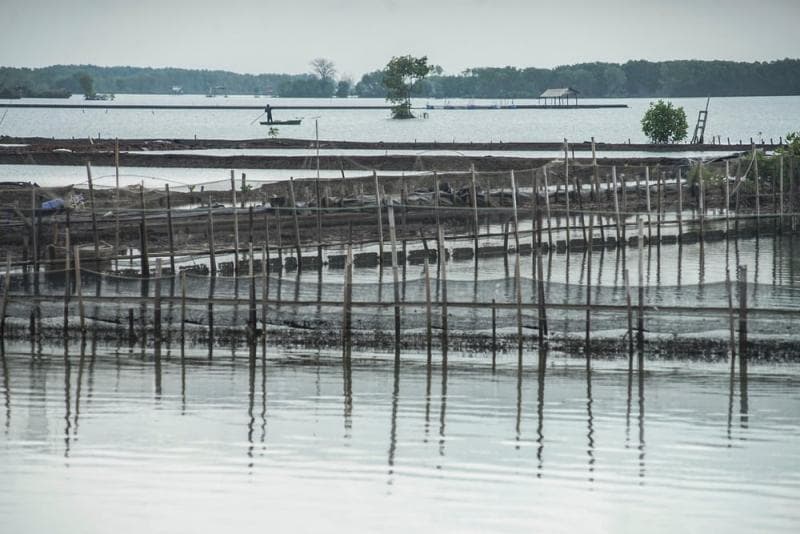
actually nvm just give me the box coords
[2,0,799,77]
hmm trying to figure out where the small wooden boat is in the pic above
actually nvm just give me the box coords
[260,119,302,126]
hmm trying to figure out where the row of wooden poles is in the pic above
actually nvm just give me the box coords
[0,189,758,376]
[8,138,798,279]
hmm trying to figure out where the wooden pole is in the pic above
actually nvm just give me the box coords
[180,271,186,343]
[85,163,100,268]
[154,258,162,345]
[165,184,176,274]
[585,215,594,358]
[341,246,353,357]
[30,185,38,275]
[699,162,706,241]
[0,257,10,337]
[75,246,85,334]
[612,166,622,244]
[491,299,497,372]
[288,177,303,268]
[726,267,736,365]
[645,166,652,242]
[387,201,402,359]
[543,166,553,249]
[591,136,600,200]
[779,155,784,231]
[471,165,480,266]
[63,230,70,331]
[261,245,268,340]
[753,145,760,220]
[263,193,271,269]
[437,225,448,352]
[564,140,571,245]
[636,217,644,367]
[725,161,731,234]
[657,171,663,244]
[207,200,217,276]
[374,170,385,262]
[231,169,240,275]
[624,268,634,369]
[248,242,257,344]
[510,170,524,363]
[114,138,121,262]
[315,120,323,262]
[738,265,748,374]
[139,183,149,277]
[424,256,432,364]
[677,168,684,239]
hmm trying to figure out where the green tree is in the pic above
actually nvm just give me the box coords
[382,55,433,119]
[336,78,352,98]
[641,100,688,143]
[77,72,95,98]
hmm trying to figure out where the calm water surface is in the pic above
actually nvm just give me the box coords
[1,342,798,533]
[1,94,797,143]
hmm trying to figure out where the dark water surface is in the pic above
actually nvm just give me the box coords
[1,342,798,533]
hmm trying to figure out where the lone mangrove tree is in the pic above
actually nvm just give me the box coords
[382,55,432,119]
[641,100,688,143]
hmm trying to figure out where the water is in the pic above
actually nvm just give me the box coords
[1,94,797,143]
[0,342,798,533]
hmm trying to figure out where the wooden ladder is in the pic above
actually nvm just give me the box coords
[691,97,710,144]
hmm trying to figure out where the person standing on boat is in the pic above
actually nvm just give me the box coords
[265,104,273,124]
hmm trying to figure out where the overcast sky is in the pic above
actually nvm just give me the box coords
[2,0,799,77]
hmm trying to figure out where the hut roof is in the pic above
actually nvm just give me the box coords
[539,87,579,98]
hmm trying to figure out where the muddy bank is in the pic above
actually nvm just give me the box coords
[0,135,771,154]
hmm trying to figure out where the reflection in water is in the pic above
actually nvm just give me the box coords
[1,342,798,534]
[586,366,595,483]
[638,368,646,482]
[387,360,400,482]
[0,342,9,434]
[536,363,545,477]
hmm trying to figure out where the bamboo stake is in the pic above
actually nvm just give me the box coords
[738,265,748,374]
[564,140,571,245]
[341,246,353,358]
[624,268,633,369]
[491,299,497,372]
[543,166,553,248]
[114,138,121,263]
[154,258,162,345]
[725,161,731,234]
[139,184,149,277]
[86,163,100,268]
[585,215,594,359]
[677,168,684,239]
[288,177,302,268]
[471,165,480,266]
[374,170,385,262]
[612,166,622,244]
[248,242,256,344]
[657,171,663,244]
[726,267,736,365]
[645,167,652,242]
[753,145,760,220]
[231,169,240,275]
[165,184,176,274]
[437,225,448,353]
[63,230,70,331]
[591,136,599,200]
[261,245,268,338]
[0,258,10,337]
[180,271,186,343]
[779,155,784,231]
[511,170,523,363]
[30,185,38,274]
[263,194,271,270]
[75,246,85,333]
[424,256,432,364]
[387,201,401,360]
[637,218,644,367]
[207,200,217,276]
[699,162,706,241]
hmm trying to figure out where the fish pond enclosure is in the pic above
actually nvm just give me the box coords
[1,144,799,362]
[2,130,800,534]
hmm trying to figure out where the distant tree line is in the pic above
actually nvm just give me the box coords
[356,59,800,99]
[1,59,799,99]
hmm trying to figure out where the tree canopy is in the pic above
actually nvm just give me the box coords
[382,55,433,119]
[3,59,800,99]
[641,100,689,143]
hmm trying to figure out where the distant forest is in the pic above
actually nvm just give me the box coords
[1,59,799,99]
